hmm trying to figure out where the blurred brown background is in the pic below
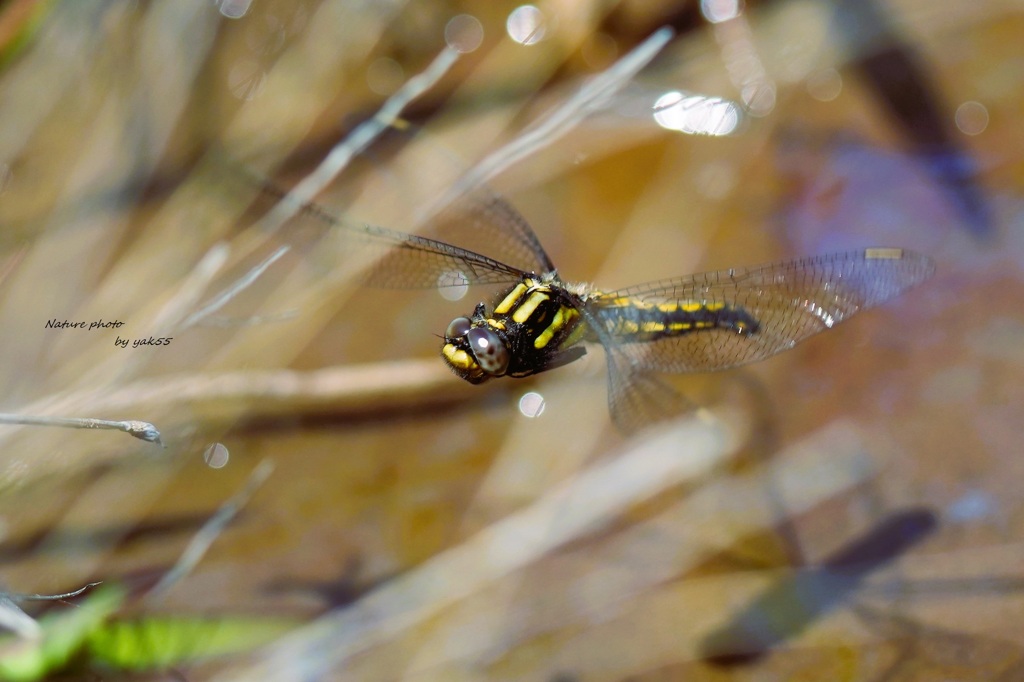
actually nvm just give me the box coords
[0,0,1021,679]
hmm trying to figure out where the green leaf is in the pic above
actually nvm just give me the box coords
[86,615,296,671]
[0,585,125,682]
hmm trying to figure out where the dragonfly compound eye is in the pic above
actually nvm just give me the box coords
[467,326,509,376]
[445,316,473,339]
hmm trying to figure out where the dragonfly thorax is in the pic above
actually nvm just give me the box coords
[440,277,589,385]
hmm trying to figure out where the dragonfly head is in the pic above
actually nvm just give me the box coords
[441,302,510,384]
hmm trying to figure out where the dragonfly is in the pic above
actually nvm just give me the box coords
[254,142,935,433]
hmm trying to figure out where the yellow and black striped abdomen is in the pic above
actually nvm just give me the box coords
[593,297,759,342]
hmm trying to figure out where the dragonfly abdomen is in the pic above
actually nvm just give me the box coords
[595,298,759,342]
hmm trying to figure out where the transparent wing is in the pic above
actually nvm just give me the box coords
[589,249,935,373]
[412,180,556,279]
[240,122,554,289]
[274,191,530,288]
[576,306,696,434]
[605,347,698,434]
[355,121,557,278]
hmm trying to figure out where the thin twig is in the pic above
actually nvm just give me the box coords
[148,458,275,600]
[150,241,231,332]
[196,310,300,328]
[16,582,103,602]
[212,414,740,680]
[45,359,468,427]
[0,595,40,639]
[179,245,290,330]
[435,27,674,211]
[257,47,461,235]
[177,48,462,334]
[0,413,163,447]
[213,420,875,680]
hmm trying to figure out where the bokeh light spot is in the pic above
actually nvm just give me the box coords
[204,443,230,469]
[955,101,989,136]
[438,271,470,301]
[653,91,741,136]
[445,14,484,53]
[518,391,546,418]
[701,0,743,23]
[507,5,546,45]
[696,161,737,200]
[366,57,405,96]
[807,68,842,102]
[741,81,776,117]
[216,0,253,19]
